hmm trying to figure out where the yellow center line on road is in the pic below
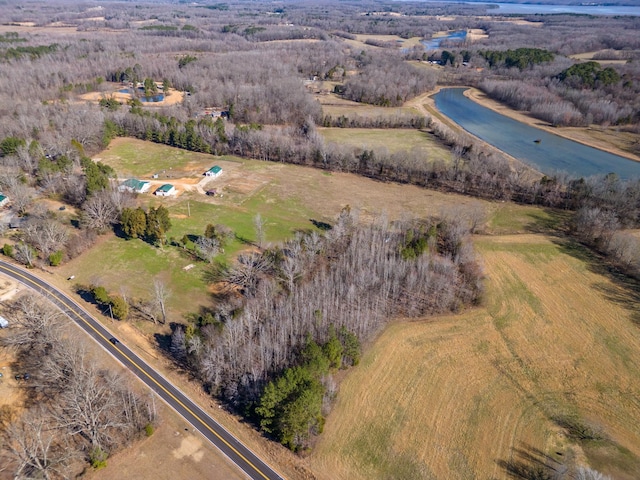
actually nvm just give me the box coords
[0,263,273,480]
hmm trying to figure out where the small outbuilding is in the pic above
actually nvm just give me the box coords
[118,178,151,194]
[205,166,222,177]
[0,194,8,207]
[0,316,9,328]
[154,184,176,197]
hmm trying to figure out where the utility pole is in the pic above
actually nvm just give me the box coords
[108,304,114,322]
[188,201,191,217]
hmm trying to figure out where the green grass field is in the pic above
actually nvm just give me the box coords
[97,137,225,178]
[319,127,451,163]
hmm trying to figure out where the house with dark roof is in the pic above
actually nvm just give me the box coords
[118,178,151,194]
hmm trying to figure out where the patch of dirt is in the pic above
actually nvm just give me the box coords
[0,277,20,302]
[78,86,184,107]
[83,402,243,480]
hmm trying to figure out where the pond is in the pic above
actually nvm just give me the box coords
[421,30,466,50]
[118,88,164,103]
[433,88,640,179]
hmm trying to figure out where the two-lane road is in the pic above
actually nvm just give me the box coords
[0,260,284,480]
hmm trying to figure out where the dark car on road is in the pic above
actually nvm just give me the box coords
[109,337,119,345]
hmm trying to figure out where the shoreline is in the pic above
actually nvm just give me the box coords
[462,87,640,165]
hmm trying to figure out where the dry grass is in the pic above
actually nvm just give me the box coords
[319,127,451,162]
[82,401,244,480]
[319,93,420,118]
[569,51,629,65]
[310,234,640,480]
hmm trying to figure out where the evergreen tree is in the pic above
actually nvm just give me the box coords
[121,207,147,239]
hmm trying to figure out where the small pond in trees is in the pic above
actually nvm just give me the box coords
[421,31,467,50]
[118,88,164,102]
[433,87,640,179]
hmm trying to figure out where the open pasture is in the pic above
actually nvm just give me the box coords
[64,138,481,322]
[318,93,420,118]
[310,233,640,480]
[96,137,233,179]
[319,127,451,162]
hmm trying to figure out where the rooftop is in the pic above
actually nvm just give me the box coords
[156,184,174,192]
[121,178,149,190]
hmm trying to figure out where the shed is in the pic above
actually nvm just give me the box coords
[154,184,176,197]
[204,166,222,177]
[0,194,8,207]
[118,178,150,194]
[0,316,8,328]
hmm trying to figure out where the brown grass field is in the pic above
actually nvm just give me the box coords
[309,233,640,480]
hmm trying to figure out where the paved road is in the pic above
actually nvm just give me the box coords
[0,260,284,480]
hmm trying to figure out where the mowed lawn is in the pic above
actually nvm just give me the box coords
[319,127,451,163]
[310,234,640,480]
[96,137,221,179]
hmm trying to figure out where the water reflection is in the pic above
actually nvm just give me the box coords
[433,88,640,179]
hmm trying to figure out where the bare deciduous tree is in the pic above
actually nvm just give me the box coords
[1,294,63,351]
[153,279,170,325]
[194,236,220,263]
[81,189,119,232]
[2,407,75,480]
[253,213,266,249]
[52,364,128,450]
[23,218,69,258]
[7,181,35,216]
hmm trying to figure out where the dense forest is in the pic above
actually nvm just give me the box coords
[0,0,639,473]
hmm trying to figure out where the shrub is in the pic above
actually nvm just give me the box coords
[2,243,13,257]
[90,285,110,305]
[89,447,108,470]
[49,250,63,266]
[110,295,129,320]
[144,423,155,437]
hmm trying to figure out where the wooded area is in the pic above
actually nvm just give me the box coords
[0,294,156,477]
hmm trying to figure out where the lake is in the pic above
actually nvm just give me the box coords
[433,88,640,179]
[406,1,640,16]
[487,2,640,16]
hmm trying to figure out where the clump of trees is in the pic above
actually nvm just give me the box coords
[85,284,130,320]
[478,48,555,70]
[178,223,234,263]
[255,330,356,451]
[120,205,171,246]
[171,209,483,450]
[0,293,156,478]
[558,61,621,89]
